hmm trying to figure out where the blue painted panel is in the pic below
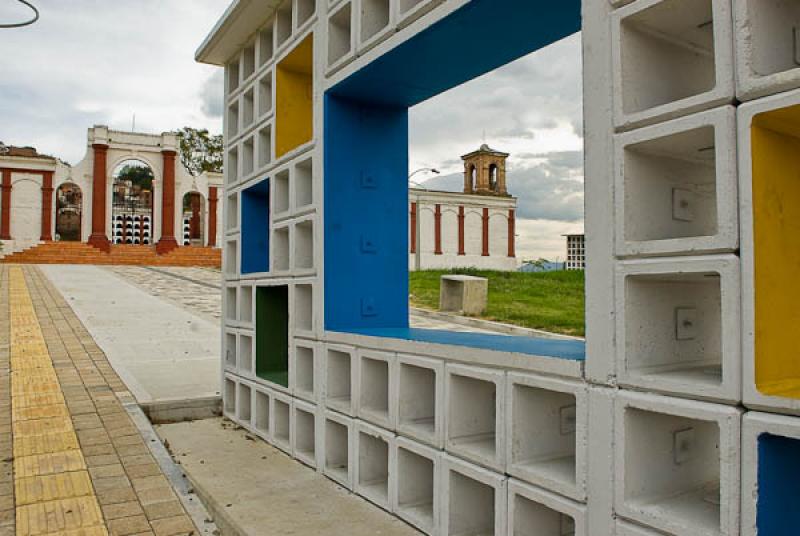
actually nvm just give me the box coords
[337,327,586,360]
[241,178,270,274]
[757,433,800,535]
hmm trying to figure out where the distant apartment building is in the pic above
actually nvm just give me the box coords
[564,233,585,270]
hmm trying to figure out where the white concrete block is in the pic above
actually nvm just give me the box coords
[258,24,274,68]
[614,106,738,258]
[323,410,355,489]
[615,391,741,536]
[274,167,291,218]
[224,237,239,277]
[237,380,254,427]
[506,373,587,502]
[223,374,237,419]
[616,255,741,403]
[445,364,506,473]
[239,284,254,325]
[354,420,395,512]
[293,217,315,274]
[272,223,290,273]
[276,0,294,50]
[397,354,444,449]
[586,387,616,536]
[292,339,319,403]
[441,454,507,536]
[356,349,397,431]
[741,411,800,536]
[615,520,669,535]
[225,191,239,233]
[358,0,394,54]
[612,0,735,131]
[224,330,237,371]
[324,344,358,416]
[257,71,273,120]
[225,285,238,322]
[737,90,800,416]
[292,281,316,337]
[271,391,293,455]
[392,436,440,535]
[293,155,315,214]
[395,0,443,28]
[507,478,588,536]
[294,0,316,30]
[238,332,254,376]
[734,0,800,101]
[292,399,319,469]
[327,1,355,71]
[253,386,272,441]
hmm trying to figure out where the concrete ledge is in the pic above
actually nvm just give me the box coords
[410,307,582,341]
[141,395,222,424]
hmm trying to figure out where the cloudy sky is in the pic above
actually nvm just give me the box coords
[0,1,583,261]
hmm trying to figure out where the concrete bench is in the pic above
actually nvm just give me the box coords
[439,275,488,316]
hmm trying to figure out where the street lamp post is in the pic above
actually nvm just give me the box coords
[408,168,440,271]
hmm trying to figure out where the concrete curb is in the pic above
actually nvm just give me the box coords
[141,395,223,424]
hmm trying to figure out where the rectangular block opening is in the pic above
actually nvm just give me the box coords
[619,0,717,116]
[255,390,270,435]
[326,348,352,413]
[225,192,238,231]
[241,178,270,274]
[224,239,237,275]
[624,407,721,534]
[226,147,238,185]
[357,430,389,503]
[396,445,435,531]
[294,157,313,209]
[238,383,252,423]
[512,493,576,536]
[294,219,314,270]
[256,285,289,387]
[227,101,240,139]
[622,125,718,243]
[295,284,314,334]
[258,73,273,117]
[325,417,350,482]
[296,0,316,28]
[242,44,256,80]
[274,397,291,448]
[258,125,272,169]
[273,226,290,272]
[227,61,240,93]
[225,332,237,369]
[276,0,293,47]
[744,0,800,78]
[243,88,255,128]
[328,3,352,66]
[448,469,496,536]
[295,405,316,463]
[242,136,255,177]
[360,355,389,423]
[624,272,723,387]
[276,35,313,158]
[398,361,437,442]
[225,286,237,322]
[239,334,253,374]
[756,433,800,535]
[510,383,577,489]
[361,0,391,44]
[240,285,253,323]
[274,168,290,214]
[751,105,800,400]
[294,344,315,399]
[448,373,497,463]
[224,377,236,415]
[258,25,274,66]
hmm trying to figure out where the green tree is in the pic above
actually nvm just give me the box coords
[176,127,223,176]
[116,164,154,190]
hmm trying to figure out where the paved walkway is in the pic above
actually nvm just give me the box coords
[1,265,198,535]
[40,266,219,405]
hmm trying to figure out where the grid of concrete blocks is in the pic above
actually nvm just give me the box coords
[211,0,800,534]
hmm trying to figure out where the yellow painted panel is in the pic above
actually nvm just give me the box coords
[276,34,314,159]
[752,105,800,398]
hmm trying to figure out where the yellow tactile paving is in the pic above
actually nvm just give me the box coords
[8,268,107,536]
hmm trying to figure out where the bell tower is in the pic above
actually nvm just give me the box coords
[462,144,510,196]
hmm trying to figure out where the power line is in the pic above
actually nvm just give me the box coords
[0,0,39,29]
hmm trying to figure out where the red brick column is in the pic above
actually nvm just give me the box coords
[508,209,516,258]
[207,186,218,247]
[434,204,442,255]
[156,150,179,254]
[88,144,111,252]
[40,171,54,241]
[457,206,465,255]
[410,202,417,254]
[0,169,11,240]
[482,208,490,256]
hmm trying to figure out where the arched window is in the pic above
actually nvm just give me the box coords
[111,159,154,245]
[55,183,82,241]
[469,164,477,192]
[488,163,498,191]
[182,192,205,246]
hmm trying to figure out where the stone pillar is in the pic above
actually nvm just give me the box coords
[434,204,442,255]
[40,171,54,241]
[482,208,490,256]
[88,143,111,252]
[457,205,465,256]
[156,150,179,254]
[508,209,516,257]
[410,202,417,254]
[208,186,218,247]
[0,169,11,240]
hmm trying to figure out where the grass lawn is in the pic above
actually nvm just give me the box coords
[409,269,585,337]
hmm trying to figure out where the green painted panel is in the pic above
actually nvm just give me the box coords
[256,285,289,387]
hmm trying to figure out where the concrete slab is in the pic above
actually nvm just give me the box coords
[155,418,421,536]
[41,264,220,404]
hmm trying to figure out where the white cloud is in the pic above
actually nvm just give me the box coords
[516,219,584,262]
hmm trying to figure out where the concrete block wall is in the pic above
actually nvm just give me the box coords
[204,0,800,533]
